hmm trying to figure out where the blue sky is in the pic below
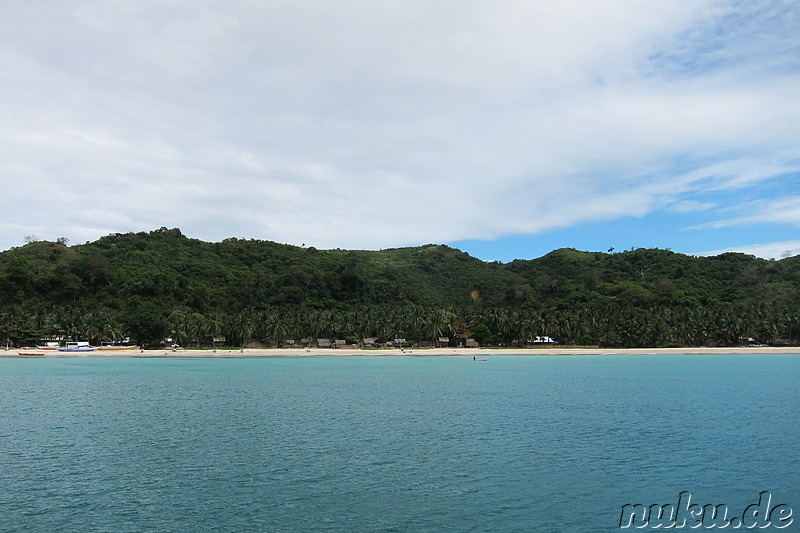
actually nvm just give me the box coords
[1,0,798,261]
[453,172,800,261]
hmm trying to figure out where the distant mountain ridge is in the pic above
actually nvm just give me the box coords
[1,228,798,347]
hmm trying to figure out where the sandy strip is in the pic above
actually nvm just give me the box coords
[6,346,798,357]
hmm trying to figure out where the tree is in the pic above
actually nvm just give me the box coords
[231,308,255,349]
[469,323,495,345]
[123,301,165,346]
[0,308,15,348]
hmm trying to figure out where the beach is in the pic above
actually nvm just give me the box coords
[6,346,799,357]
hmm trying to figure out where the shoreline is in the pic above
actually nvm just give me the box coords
[5,346,799,357]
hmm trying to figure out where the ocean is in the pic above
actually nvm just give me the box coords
[0,354,797,532]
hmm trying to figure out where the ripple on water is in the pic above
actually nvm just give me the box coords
[0,354,797,532]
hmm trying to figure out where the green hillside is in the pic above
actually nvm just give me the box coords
[1,228,798,348]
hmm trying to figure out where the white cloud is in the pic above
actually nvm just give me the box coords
[698,241,800,260]
[690,196,800,230]
[0,0,798,251]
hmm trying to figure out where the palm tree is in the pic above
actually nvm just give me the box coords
[207,315,223,350]
[0,308,15,349]
[186,313,208,347]
[233,308,255,350]
[167,309,189,347]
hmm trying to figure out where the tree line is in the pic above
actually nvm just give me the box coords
[1,301,798,349]
[1,228,798,348]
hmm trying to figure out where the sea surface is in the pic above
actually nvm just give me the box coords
[0,353,797,532]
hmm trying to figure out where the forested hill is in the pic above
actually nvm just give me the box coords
[1,227,799,348]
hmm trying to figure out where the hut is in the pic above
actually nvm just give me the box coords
[317,338,332,348]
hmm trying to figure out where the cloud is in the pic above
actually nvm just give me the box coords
[0,0,798,251]
[698,240,800,260]
[690,196,800,229]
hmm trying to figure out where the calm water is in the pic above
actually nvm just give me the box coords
[0,354,797,532]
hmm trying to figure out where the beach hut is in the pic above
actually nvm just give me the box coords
[317,338,332,348]
[466,338,479,348]
[436,337,450,348]
[242,339,265,348]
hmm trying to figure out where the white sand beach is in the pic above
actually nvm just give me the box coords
[8,346,798,357]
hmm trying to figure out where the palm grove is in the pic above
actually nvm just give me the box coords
[1,228,799,349]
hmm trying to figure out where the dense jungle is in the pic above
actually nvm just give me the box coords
[1,228,798,348]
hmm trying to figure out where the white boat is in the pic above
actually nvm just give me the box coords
[36,342,60,350]
[57,342,97,352]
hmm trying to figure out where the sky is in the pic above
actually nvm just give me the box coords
[1,0,798,262]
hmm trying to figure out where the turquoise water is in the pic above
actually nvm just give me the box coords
[0,354,797,532]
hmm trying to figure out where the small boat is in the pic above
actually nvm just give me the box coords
[96,345,141,351]
[18,352,45,356]
[57,342,97,352]
[36,342,60,350]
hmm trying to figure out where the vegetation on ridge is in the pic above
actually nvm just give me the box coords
[1,228,799,348]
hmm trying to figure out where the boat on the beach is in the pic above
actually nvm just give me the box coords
[57,342,97,352]
[18,352,45,356]
[36,342,60,350]
[96,345,140,351]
